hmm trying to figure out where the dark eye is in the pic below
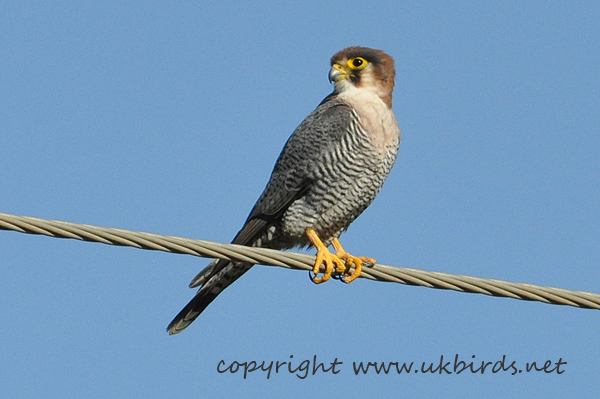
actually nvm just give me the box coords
[347,57,368,70]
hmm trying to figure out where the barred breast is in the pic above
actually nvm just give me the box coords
[264,89,400,248]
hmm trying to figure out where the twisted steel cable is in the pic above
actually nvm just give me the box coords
[1,211,598,310]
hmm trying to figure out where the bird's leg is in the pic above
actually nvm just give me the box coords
[306,228,375,284]
[306,228,346,284]
[332,238,376,283]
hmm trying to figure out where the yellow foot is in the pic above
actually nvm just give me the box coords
[306,228,375,284]
[332,238,376,283]
[306,228,346,284]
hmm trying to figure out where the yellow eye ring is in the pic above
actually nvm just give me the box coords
[347,57,368,70]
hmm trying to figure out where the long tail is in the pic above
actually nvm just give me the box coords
[166,260,253,334]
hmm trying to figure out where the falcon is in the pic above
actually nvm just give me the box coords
[168,46,400,334]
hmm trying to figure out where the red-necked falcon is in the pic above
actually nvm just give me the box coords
[168,46,400,334]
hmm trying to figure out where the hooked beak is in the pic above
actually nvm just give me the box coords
[329,63,349,83]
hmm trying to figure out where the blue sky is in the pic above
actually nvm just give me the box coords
[1,1,599,398]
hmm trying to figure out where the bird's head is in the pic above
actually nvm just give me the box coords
[329,46,395,108]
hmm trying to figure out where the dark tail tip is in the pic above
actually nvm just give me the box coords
[166,291,219,335]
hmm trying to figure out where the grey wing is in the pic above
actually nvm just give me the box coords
[245,99,354,224]
[190,97,352,288]
[193,98,355,284]
[167,98,354,334]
